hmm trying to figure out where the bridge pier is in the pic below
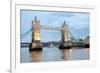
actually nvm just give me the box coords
[29,41,42,51]
[59,41,71,49]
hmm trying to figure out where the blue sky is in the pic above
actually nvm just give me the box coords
[20,10,90,42]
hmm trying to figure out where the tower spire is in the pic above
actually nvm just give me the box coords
[34,16,37,22]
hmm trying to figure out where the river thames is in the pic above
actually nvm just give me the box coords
[20,47,89,63]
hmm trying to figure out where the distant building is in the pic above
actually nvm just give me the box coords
[84,36,90,44]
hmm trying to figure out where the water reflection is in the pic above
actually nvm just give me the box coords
[30,51,41,62]
[85,48,90,59]
[60,49,71,61]
[21,47,89,63]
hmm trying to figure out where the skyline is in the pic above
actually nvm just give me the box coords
[20,10,90,42]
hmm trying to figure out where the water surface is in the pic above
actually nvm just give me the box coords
[20,47,89,63]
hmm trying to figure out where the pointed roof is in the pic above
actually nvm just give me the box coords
[34,16,37,22]
[63,20,67,26]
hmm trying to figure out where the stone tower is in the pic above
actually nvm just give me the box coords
[29,16,42,51]
[61,21,70,43]
[59,21,71,49]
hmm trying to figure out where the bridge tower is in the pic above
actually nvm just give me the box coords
[29,16,42,51]
[59,21,71,49]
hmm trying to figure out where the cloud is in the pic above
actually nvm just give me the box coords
[66,13,90,30]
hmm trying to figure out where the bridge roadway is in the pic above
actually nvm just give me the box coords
[21,42,87,48]
[21,43,31,47]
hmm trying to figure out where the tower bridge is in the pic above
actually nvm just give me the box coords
[21,16,89,51]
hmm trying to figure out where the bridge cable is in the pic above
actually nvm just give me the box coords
[20,28,32,39]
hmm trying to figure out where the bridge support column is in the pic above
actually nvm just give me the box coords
[29,41,42,51]
[59,21,71,49]
[29,16,42,51]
